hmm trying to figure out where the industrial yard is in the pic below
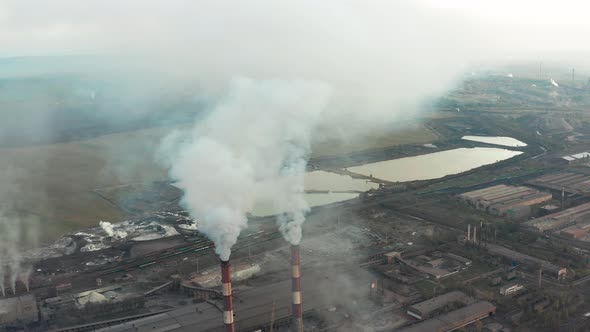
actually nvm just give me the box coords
[0,73,590,332]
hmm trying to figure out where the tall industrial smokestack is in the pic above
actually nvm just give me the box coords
[291,245,303,332]
[467,224,471,242]
[220,260,236,332]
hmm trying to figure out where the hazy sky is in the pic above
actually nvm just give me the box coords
[1,0,590,58]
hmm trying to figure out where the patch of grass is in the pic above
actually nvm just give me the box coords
[311,123,438,158]
[413,279,440,298]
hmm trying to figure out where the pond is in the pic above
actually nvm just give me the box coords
[462,135,527,147]
[346,147,523,182]
[304,170,378,192]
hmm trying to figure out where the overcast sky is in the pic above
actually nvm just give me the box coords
[2,0,590,58]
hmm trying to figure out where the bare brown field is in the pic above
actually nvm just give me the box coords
[0,127,170,241]
[0,120,440,241]
[311,121,439,157]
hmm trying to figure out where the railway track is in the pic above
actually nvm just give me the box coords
[87,229,283,276]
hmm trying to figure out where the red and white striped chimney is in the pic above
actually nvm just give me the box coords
[291,245,303,332]
[220,260,236,332]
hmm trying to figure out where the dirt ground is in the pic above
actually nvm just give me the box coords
[0,118,442,243]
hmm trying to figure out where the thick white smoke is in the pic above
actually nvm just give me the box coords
[160,78,331,260]
[99,221,128,239]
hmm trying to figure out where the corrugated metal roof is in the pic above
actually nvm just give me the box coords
[401,301,496,332]
[561,152,590,161]
[571,152,590,159]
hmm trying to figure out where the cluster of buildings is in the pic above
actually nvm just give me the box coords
[373,249,473,281]
[40,285,145,324]
[459,171,590,242]
[558,152,590,166]
[458,184,552,220]
[401,291,496,332]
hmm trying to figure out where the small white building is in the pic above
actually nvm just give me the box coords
[500,284,524,296]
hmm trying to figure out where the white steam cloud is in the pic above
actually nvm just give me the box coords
[160,78,331,260]
[99,221,128,239]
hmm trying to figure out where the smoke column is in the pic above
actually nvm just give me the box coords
[19,266,32,292]
[0,206,39,296]
[0,256,4,296]
[8,249,20,294]
[160,78,331,260]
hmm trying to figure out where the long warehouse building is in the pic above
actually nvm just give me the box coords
[458,185,552,219]
[524,201,590,232]
[527,171,590,195]
[407,291,474,320]
[400,301,496,332]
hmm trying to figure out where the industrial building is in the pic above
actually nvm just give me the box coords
[40,285,145,324]
[401,301,496,332]
[524,201,590,232]
[485,244,566,279]
[0,295,38,325]
[499,284,524,296]
[560,226,590,240]
[406,291,474,320]
[397,251,471,279]
[527,171,590,195]
[94,273,326,332]
[457,185,552,219]
[558,152,590,166]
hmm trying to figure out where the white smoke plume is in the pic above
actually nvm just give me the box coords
[8,249,21,295]
[99,221,128,239]
[18,266,32,292]
[0,263,4,297]
[159,78,331,260]
[0,210,37,296]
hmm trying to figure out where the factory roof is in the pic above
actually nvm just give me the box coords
[527,172,590,194]
[561,152,590,161]
[444,253,472,265]
[401,301,496,332]
[408,291,472,317]
[490,192,552,208]
[524,201,590,231]
[459,185,549,208]
[486,243,561,273]
[561,228,588,238]
[458,185,513,199]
